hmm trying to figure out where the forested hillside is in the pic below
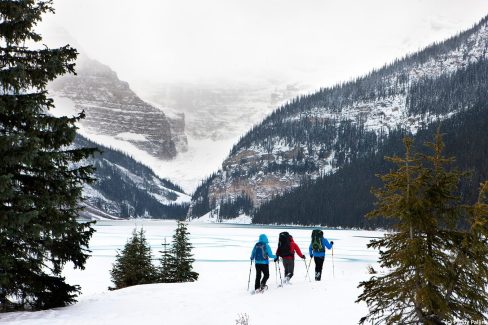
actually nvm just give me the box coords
[75,135,190,219]
[189,15,488,223]
[253,102,488,227]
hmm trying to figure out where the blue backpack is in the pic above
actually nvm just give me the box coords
[254,242,268,262]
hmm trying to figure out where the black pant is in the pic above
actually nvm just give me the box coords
[255,263,270,290]
[314,256,325,280]
[282,259,295,279]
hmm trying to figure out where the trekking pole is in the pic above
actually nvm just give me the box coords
[302,258,307,280]
[276,258,283,286]
[303,257,311,282]
[305,257,312,282]
[247,260,253,291]
[274,260,278,285]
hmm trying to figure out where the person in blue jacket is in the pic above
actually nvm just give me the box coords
[308,229,334,281]
[250,234,276,292]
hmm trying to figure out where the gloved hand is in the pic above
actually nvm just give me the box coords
[310,255,313,258]
[330,241,334,245]
[274,257,279,262]
[301,255,306,260]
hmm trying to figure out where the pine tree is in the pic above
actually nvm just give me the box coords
[158,237,176,283]
[169,221,198,282]
[357,134,488,324]
[0,1,96,310]
[109,228,157,290]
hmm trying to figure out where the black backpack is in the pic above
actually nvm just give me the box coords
[311,229,324,252]
[277,232,292,257]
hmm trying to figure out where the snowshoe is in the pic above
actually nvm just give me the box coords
[284,275,292,284]
[254,285,268,293]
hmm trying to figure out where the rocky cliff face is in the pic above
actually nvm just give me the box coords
[190,15,488,218]
[50,57,187,160]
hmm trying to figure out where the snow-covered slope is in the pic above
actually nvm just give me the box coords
[189,15,488,218]
[1,275,367,325]
[302,19,488,136]
[190,211,252,224]
[75,135,190,219]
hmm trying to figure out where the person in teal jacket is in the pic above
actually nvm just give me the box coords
[250,234,276,292]
[308,230,333,281]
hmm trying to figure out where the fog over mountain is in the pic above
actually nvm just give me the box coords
[42,0,488,88]
[39,0,488,192]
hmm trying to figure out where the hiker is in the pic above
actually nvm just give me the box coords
[274,232,305,283]
[308,229,333,281]
[250,234,276,292]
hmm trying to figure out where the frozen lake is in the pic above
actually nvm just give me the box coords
[64,220,383,296]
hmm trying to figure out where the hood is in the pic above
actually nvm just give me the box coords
[258,234,269,243]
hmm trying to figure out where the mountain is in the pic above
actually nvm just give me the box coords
[75,135,190,220]
[189,15,488,222]
[50,56,305,193]
[50,57,188,160]
[132,81,308,192]
[253,102,488,227]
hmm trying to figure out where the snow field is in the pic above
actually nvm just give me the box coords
[1,220,384,325]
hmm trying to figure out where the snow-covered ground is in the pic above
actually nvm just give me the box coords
[1,220,384,325]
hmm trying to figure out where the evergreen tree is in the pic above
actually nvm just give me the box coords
[357,134,488,324]
[158,237,176,283]
[0,1,96,310]
[109,228,157,290]
[169,221,198,282]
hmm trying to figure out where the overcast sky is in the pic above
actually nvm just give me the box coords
[41,0,488,89]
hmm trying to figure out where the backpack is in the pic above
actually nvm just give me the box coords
[254,242,268,261]
[277,232,293,257]
[311,229,324,252]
